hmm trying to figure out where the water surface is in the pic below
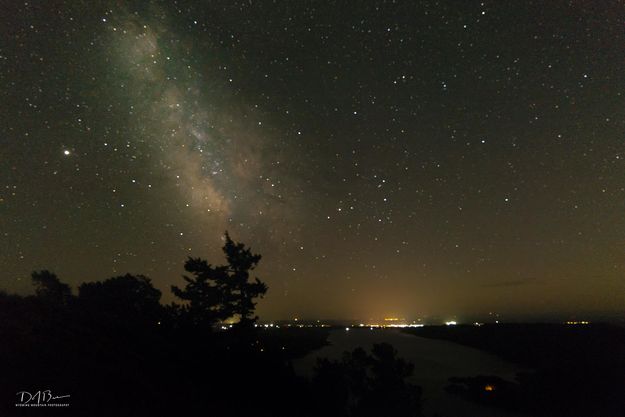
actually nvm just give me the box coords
[294,328,529,417]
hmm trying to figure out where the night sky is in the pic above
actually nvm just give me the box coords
[1,1,624,321]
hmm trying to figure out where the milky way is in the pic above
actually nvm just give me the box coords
[1,1,624,321]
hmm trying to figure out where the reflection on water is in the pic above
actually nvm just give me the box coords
[294,328,529,417]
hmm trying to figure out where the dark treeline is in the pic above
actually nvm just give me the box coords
[0,233,422,417]
[405,324,625,417]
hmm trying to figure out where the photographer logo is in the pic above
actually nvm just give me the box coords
[15,390,70,407]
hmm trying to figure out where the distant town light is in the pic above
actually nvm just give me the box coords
[445,321,457,326]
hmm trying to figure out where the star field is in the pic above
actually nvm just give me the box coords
[1,1,624,320]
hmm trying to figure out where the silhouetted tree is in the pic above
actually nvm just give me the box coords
[171,232,268,328]
[31,270,73,306]
[78,273,162,324]
[313,343,422,417]
[362,343,422,417]
[222,232,268,326]
[171,257,231,328]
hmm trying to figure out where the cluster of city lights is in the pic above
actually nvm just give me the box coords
[224,320,590,330]
[254,323,281,328]
[355,323,425,329]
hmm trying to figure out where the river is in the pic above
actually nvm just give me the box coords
[293,328,529,417]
